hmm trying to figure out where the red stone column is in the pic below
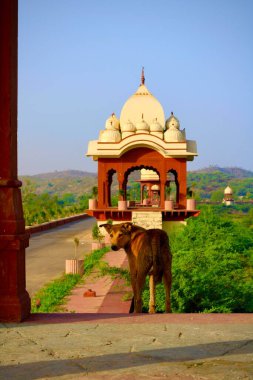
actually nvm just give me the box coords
[177,161,187,209]
[117,171,125,200]
[0,0,31,322]
[140,183,143,204]
[97,161,105,208]
[159,171,166,209]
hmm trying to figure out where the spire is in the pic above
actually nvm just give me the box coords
[141,67,145,85]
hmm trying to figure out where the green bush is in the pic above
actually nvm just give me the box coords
[92,223,104,242]
[142,207,253,313]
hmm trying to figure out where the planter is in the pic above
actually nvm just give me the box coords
[65,259,84,276]
[164,200,174,211]
[118,200,127,211]
[89,199,97,210]
[91,241,105,251]
[186,199,196,210]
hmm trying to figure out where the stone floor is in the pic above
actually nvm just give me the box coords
[0,314,253,379]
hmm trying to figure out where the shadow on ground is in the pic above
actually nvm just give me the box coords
[0,340,252,380]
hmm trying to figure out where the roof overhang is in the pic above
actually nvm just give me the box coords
[86,134,198,161]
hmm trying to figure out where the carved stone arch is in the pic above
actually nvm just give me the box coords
[118,139,167,158]
[123,164,160,183]
[123,164,161,206]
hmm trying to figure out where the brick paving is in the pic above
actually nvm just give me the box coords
[65,249,132,314]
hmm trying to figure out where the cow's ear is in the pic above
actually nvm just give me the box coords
[100,223,112,233]
[121,222,133,233]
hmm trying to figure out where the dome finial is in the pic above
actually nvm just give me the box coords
[141,67,145,85]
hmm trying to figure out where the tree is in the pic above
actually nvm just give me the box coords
[210,189,224,202]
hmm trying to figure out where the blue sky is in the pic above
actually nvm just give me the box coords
[18,0,253,175]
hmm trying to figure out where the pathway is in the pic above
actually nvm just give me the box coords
[65,249,132,314]
[26,217,96,296]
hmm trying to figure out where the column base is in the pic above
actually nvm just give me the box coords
[0,233,31,323]
[0,291,31,322]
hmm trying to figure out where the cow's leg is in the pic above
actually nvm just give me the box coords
[163,269,172,313]
[135,272,147,313]
[149,274,156,313]
[129,297,135,313]
[129,271,139,313]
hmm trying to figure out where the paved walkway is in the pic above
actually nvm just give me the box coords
[65,249,132,313]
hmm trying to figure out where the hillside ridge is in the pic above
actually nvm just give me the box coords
[190,166,253,178]
[21,166,253,180]
[23,170,97,179]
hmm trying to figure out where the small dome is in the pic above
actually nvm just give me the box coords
[151,184,160,191]
[164,128,185,142]
[136,117,150,132]
[99,129,121,143]
[150,118,163,132]
[121,119,136,132]
[105,113,120,130]
[224,186,233,195]
[165,112,180,130]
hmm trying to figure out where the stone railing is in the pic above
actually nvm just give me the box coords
[26,213,90,234]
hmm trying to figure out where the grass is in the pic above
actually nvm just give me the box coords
[84,246,110,276]
[31,246,110,313]
[31,274,81,313]
[98,261,131,284]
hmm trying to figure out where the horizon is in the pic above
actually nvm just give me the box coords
[18,1,253,175]
[19,165,253,177]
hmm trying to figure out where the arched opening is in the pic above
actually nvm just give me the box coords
[127,170,141,206]
[124,165,161,207]
[166,170,179,206]
[142,184,149,204]
[107,169,119,207]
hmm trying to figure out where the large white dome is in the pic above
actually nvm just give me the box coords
[120,82,165,128]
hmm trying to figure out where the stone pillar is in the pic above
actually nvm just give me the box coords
[106,176,111,207]
[159,171,166,209]
[97,161,105,209]
[177,162,187,209]
[117,172,126,200]
[140,183,144,204]
[0,0,31,322]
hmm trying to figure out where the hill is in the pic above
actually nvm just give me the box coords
[21,167,253,201]
[30,170,97,179]
[188,167,253,200]
[21,170,97,198]
[190,166,253,179]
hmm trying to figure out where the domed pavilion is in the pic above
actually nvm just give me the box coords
[86,69,199,229]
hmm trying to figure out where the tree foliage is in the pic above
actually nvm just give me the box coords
[22,179,89,226]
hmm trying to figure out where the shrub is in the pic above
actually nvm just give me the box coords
[142,207,253,313]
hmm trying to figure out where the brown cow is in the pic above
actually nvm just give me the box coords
[100,222,172,313]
